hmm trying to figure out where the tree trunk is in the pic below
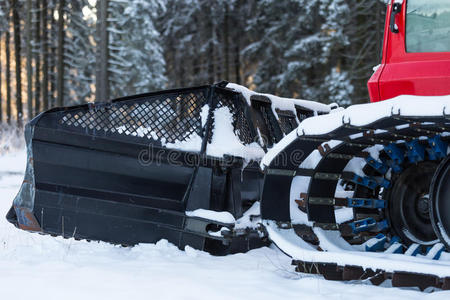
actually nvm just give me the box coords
[234,36,241,85]
[49,0,56,107]
[12,0,22,126]
[207,9,214,84]
[223,4,230,81]
[168,39,176,87]
[192,17,200,86]
[232,1,242,85]
[56,0,65,107]
[42,0,49,110]
[95,0,109,102]
[214,24,221,82]
[34,0,41,115]
[25,0,33,120]
[5,7,11,124]
[376,1,382,61]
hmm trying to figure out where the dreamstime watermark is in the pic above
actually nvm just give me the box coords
[137,140,305,168]
[138,144,233,168]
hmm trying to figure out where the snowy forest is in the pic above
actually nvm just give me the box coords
[0,0,387,128]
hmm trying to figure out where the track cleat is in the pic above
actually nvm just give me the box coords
[364,233,386,252]
[344,172,390,190]
[365,155,388,174]
[349,218,377,234]
[384,143,405,166]
[384,236,404,253]
[385,243,404,254]
[427,135,448,160]
[406,139,425,163]
[425,243,444,260]
[405,244,421,256]
[346,198,386,209]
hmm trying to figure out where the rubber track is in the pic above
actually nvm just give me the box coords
[262,111,450,290]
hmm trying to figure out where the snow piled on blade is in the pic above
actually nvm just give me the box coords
[186,209,236,224]
[163,103,265,162]
[165,132,203,152]
[165,104,211,152]
[297,95,450,136]
[226,82,331,116]
[235,201,261,229]
[207,106,265,161]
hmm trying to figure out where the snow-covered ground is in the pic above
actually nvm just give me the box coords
[0,149,449,299]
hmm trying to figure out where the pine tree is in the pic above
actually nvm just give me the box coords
[12,0,23,125]
[340,0,386,103]
[160,0,201,87]
[317,0,353,105]
[42,0,49,110]
[64,0,96,105]
[34,0,41,115]
[160,0,242,87]
[5,1,11,124]
[49,0,57,108]
[25,0,33,119]
[242,0,350,102]
[95,0,109,101]
[56,0,65,107]
[0,2,8,123]
[109,0,167,98]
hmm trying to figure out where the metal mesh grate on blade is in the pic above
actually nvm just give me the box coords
[296,107,315,123]
[59,90,208,144]
[214,92,254,145]
[278,115,298,135]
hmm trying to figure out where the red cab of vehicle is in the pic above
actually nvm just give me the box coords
[368,0,450,102]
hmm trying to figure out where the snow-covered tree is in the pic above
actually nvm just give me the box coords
[64,0,96,105]
[243,0,351,102]
[108,0,167,98]
[324,67,353,106]
[341,0,386,104]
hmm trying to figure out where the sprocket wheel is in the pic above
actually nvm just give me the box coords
[386,161,439,246]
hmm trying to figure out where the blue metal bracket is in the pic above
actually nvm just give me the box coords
[365,155,388,174]
[349,218,377,233]
[406,139,425,163]
[347,198,386,209]
[427,135,448,161]
[349,173,390,190]
[384,143,405,165]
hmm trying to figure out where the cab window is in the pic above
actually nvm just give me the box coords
[406,0,450,53]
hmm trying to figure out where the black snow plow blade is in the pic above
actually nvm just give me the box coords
[8,82,326,255]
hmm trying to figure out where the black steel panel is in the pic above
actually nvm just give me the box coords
[260,174,291,222]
